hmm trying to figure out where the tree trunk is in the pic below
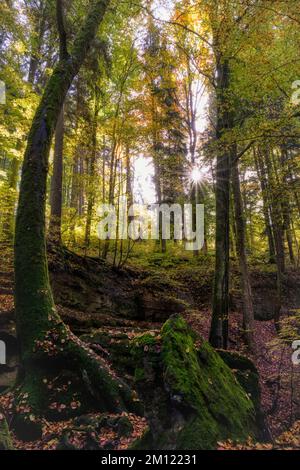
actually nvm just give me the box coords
[280,146,295,266]
[264,148,285,274]
[13,0,134,418]
[254,147,276,263]
[231,154,255,352]
[28,2,47,87]
[257,145,284,330]
[209,59,232,349]
[1,156,20,243]
[15,0,110,356]
[85,87,100,249]
[49,104,64,244]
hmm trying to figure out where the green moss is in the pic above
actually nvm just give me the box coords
[133,332,158,347]
[131,332,160,374]
[133,315,259,450]
[81,330,134,374]
[65,339,132,412]
[161,315,256,449]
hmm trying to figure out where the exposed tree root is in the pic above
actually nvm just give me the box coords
[11,321,139,440]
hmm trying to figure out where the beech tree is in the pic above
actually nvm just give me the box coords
[14,0,135,419]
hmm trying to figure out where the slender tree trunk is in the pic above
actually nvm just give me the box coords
[69,148,79,246]
[232,154,255,351]
[85,88,100,249]
[230,193,237,259]
[258,146,284,330]
[28,2,47,87]
[209,59,232,349]
[102,136,118,259]
[49,104,64,244]
[78,155,85,217]
[282,199,295,266]
[125,143,133,225]
[191,185,199,256]
[1,156,20,243]
[153,158,166,253]
[286,153,300,217]
[280,146,295,266]
[254,147,276,263]
[264,148,285,274]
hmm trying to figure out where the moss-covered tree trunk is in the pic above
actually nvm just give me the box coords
[49,104,64,244]
[13,0,136,422]
[15,0,110,359]
[209,59,232,349]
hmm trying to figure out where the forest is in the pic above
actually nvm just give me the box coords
[0,0,300,453]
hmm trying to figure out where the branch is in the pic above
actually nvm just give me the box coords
[56,0,68,60]
[234,140,255,163]
[252,3,300,25]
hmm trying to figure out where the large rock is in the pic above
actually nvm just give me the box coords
[131,315,264,450]
[218,349,270,441]
[49,247,191,324]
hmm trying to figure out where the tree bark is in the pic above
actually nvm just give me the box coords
[14,0,110,361]
[231,153,255,351]
[85,87,100,249]
[13,0,136,420]
[280,146,295,266]
[264,147,285,274]
[49,104,64,244]
[209,59,232,349]
[254,147,276,263]
[1,156,20,243]
[28,2,47,87]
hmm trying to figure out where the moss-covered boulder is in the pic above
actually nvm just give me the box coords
[0,413,13,450]
[131,315,262,450]
[218,349,270,441]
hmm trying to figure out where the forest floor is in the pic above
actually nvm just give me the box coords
[1,243,300,450]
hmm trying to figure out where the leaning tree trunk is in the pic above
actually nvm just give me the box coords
[14,0,135,422]
[49,104,64,244]
[209,59,232,349]
[231,153,256,352]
